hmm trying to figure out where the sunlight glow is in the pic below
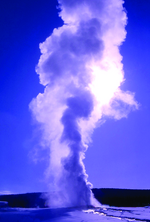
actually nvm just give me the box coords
[90,62,124,105]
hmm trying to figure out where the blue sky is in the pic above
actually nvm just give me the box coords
[0,0,150,194]
[84,0,150,189]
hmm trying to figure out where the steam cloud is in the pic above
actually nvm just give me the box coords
[30,0,138,207]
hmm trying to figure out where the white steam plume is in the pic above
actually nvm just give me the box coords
[30,0,138,207]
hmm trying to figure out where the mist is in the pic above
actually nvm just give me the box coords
[30,0,138,208]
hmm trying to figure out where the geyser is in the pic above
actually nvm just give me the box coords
[30,0,138,207]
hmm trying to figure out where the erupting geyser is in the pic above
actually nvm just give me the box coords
[30,0,138,207]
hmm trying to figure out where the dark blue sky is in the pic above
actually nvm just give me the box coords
[0,0,63,193]
[0,0,150,193]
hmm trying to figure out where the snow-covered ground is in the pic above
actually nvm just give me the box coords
[0,205,150,222]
